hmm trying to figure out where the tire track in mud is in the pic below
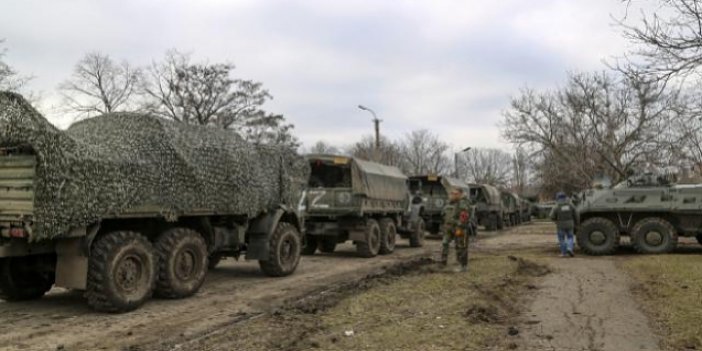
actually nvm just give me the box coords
[516,258,660,351]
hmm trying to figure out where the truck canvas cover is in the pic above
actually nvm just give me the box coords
[351,158,408,201]
[440,177,470,192]
[0,92,309,242]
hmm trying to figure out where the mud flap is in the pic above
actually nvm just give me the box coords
[56,238,88,289]
[245,233,269,260]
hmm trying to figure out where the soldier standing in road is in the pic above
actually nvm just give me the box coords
[440,187,472,272]
[550,192,578,257]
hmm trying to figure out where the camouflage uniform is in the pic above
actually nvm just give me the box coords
[440,196,471,267]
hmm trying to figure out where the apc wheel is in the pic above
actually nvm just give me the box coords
[357,219,381,258]
[378,218,397,254]
[0,255,55,301]
[631,218,678,254]
[259,222,302,277]
[409,217,426,247]
[155,228,208,299]
[319,238,337,253]
[302,235,318,255]
[576,218,620,255]
[86,231,157,312]
[208,254,223,270]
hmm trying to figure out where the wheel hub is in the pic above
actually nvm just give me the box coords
[116,255,143,293]
[175,249,196,280]
[280,235,294,263]
[589,230,606,245]
[644,231,664,246]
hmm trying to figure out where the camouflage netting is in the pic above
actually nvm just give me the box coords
[0,92,310,242]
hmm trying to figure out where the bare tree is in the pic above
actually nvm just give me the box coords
[397,129,451,176]
[502,71,679,194]
[511,146,531,193]
[141,50,297,148]
[348,135,403,167]
[619,0,702,80]
[59,52,140,118]
[459,148,513,186]
[306,140,341,155]
[0,40,29,92]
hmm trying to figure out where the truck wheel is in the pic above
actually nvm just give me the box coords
[319,238,337,253]
[697,234,702,245]
[208,254,223,270]
[497,214,504,230]
[486,214,497,231]
[631,218,678,254]
[0,256,54,301]
[86,231,156,312]
[155,228,208,299]
[357,219,381,258]
[302,235,318,255]
[378,218,397,254]
[409,217,426,247]
[259,222,302,277]
[576,218,620,256]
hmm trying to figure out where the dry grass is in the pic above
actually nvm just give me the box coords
[187,254,548,351]
[621,255,702,350]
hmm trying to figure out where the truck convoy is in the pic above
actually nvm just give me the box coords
[0,92,309,312]
[470,183,504,231]
[304,155,424,257]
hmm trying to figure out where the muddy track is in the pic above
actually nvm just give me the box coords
[0,241,441,351]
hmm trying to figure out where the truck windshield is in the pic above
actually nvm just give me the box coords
[308,162,351,188]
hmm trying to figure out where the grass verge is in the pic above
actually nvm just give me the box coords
[182,254,549,351]
[621,255,702,350]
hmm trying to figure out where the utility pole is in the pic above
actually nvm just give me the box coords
[358,105,382,161]
[454,146,472,178]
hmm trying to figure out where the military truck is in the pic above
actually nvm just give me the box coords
[0,93,308,312]
[469,183,504,231]
[533,202,555,219]
[408,175,471,235]
[518,197,532,223]
[577,172,702,255]
[501,191,520,227]
[304,155,423,257]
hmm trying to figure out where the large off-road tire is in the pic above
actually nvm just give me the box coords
[208,254,223,270]
[86,231,157,312]
[302,234,318,255]
[697,234,702,245]
[319,238,337,253]
[576,218,620,256]
[378,218,397,255]
[496,214,504,230]
[409,217,426,247]
[259,222,302,277]
[0,255,55,301]
[357,219,381,258]
[155,228,208,299]
[630,217,678,254]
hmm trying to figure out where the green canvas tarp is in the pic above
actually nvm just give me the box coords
[440,177,470,192]
[351,158,408,202]
[0,92,309,242]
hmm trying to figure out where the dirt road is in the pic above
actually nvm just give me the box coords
[0,240,440,351]
[0,222,668,351]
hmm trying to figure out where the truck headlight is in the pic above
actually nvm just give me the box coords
[337,192,352,205]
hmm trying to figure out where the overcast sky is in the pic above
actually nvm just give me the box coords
[0,0,641,152]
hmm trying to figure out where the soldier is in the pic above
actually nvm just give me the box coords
[440,187,472,272]
[549,192,577,257]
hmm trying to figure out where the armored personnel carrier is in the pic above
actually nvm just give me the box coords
[577,172,702,255]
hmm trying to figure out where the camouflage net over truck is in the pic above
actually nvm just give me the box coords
[0,92,309,242]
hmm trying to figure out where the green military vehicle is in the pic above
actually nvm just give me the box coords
[501,191,520,227]
[577,172,702,255]
[517,196,532,224]
[469,183,504,231]
[533,202,555,219]
[304,155,423,257]
[408,175,471,235]
[0,93,308,312]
